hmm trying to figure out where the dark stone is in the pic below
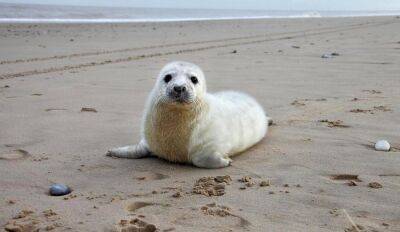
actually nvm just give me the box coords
[49,184,71,196]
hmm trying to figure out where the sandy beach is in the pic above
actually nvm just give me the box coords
[1,16,400,231]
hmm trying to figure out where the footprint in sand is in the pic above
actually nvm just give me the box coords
[0,149,30,160]
[200,203,251,228]
[126,202,155,212]
[114,218,157,232]
[134,172,170,181]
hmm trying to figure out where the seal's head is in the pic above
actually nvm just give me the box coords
[155,61,206,107]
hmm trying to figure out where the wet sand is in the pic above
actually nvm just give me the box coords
[1,16,400,231]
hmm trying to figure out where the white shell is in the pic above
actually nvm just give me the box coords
[375,140,390,151]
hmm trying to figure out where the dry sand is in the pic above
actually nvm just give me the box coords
[0,16,399,231]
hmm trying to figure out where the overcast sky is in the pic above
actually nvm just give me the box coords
[1,0,400,11]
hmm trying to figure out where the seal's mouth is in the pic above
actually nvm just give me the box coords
[168,91,192,104]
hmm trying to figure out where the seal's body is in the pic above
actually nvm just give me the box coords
[107,61,270,168]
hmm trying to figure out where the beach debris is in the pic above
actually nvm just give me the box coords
[321,52,339,58]
[81,107,97,113]
[331,174,361,182]
[343,209,363,232]
[291,45,300,49]
[319,119,350,128]
[231,50,237,54]
[321,54,333,58]
[368,182,383,189]
[3,85,10,88]
[193,175,231,197]
[201,203,231,217]
[375,140,390,151]
[362,89,381,94]
[49,184,71,196]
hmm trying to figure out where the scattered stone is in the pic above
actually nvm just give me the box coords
[7,199,16,204]
[239,186,246,190]
[42,209,57,217]
[70,38,74,42]
[350,109,373,114]
[351,98,359,101]
[319,119,350,128]
[4,85,10,88]
[259,180,270,187]
[291,100,305,106]
[81,107,97,113]
[291,45,300,49]
[13,210,34,219]
[329,208,339,216]
[368,182,383,189]
[231,50,237,54]
[193,176,231,197]
[49,184,71,196]
[268,191,275,194]
[373,105,391,112]
[283,184,289,187]
[345,224,364,232]
[171,192,181,198]
[347,181,358,186]
[331,52,340,56]
[375,140,390,151]
[295,184,302,188]
[382,222,389,227]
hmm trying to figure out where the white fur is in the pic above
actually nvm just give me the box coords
[107,61,269,168]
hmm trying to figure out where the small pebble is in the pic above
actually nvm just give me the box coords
[49,184,71,196]
[368,182,383,189]
[375,140,390,151]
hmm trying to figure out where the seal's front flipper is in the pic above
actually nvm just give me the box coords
[106,140,150,159]
[192,152,232,169]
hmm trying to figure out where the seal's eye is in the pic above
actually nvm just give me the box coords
[190,76,198,84]
[164,74,172,83]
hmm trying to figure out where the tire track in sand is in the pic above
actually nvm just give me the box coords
[0,20,397,80]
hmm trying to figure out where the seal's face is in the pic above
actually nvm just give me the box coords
[156,61,206,106]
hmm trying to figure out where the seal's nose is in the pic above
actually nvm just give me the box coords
[173,86,186,94]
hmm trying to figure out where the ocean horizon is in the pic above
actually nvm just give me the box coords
[1,2,400,23]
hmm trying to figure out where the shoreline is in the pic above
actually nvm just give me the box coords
[1,14,400,24]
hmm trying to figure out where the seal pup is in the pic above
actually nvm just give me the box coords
[107,61,271,168]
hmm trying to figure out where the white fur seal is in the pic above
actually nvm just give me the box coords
[107,61,270,168]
